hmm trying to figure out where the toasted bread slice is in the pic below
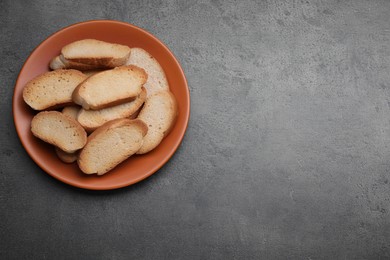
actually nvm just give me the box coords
[49,55,98,71]
[62,105,80,120]
[137,91,178,154]
[23,69,87,110]
[62,39,131,68]
[126,48,169,96]
[56,106,81,162]
[49,56,67,70]
[83,69,106,77]
[58,106,81,161]
[77,87,147,132]
[55,148,78,163]
[31,111,87,153]
[78,119,148,175]
[73,65,147,110]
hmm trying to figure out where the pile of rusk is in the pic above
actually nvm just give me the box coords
[23,39,178,175]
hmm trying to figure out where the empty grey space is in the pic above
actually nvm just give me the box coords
[1,0,390,259]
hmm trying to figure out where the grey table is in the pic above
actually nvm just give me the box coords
[1,0,390,259]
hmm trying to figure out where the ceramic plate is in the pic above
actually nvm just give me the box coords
[13,20,190,190]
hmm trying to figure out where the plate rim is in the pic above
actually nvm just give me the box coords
[12,19,190,190]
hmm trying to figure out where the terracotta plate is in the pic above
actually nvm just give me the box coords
[13,20,190,190]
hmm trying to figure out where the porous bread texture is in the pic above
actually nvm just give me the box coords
[126,48,169,96]
[72,65,147,110]
[49,55,98,71]
[55,106,81,163]
[31,111,87,153]
[77,87,147,132]
[62,39,131,68]
[62,106,80,120]
[78,119,148,175]
[23,69,87,110]
[137,91,178,154]
[83,69,106,77]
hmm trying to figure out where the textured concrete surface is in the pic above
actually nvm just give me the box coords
[1,0,390,259]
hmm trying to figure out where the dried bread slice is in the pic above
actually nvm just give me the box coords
[78,119,148,175]
[23,69,87,110]
[77,87,147,132]
[49,55,98,71]
[55,106,81,163]
[62,105,80,119]
[126,48,169,96]
[73,65,147,110]
[55,148,78,163]
[137,91,178,154]
[62,39,131,68]
[83,69,106,78]
[31,111,87,153]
